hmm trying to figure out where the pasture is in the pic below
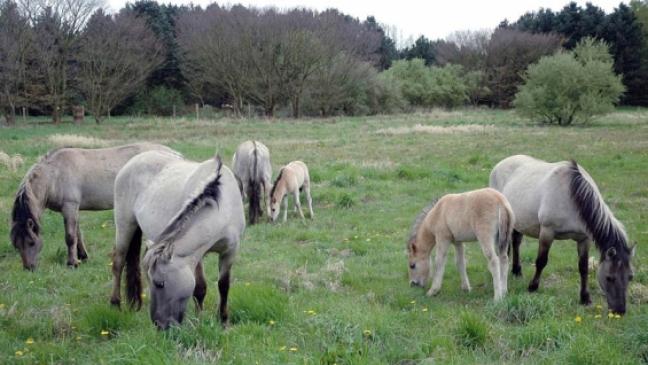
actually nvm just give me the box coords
[1,109,647,364]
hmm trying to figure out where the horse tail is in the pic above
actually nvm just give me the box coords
[248,143,261,224]
[497,199,515,256]
[125,226,143,310]
[568,160,628,252]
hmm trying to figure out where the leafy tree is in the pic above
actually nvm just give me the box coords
[514,38,624,125]
[401,36,437,65]
[364,16,398,70]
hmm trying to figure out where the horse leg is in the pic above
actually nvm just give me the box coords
[294,190,305,221]
[577,238,592,305]
[478,234,503,300]
[218,253,234,326]
[264,181,272,219]
[110,221,137,308]
[282,195,288,222]
[76,225,88,261]
[528,227,555,292]
[62,203,81,267]
[193,260,207,312]
[427,240,450,296]
[305,183,314,219]
[454,242,471,292]
[511,230,523,277]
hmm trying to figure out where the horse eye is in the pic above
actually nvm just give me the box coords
[153,280,165,289]
[606,277,615,283]
[409,263,416,269]
[629,274,634,282]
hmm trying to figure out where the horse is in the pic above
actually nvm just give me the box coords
[407,188,515,301]
[232,141,272,224]
[269,161,314,222]
[110,150,244,330]
[489,154,635,314]
[10,142,172,270]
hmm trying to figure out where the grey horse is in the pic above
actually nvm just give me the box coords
[232,140,272,224]
[110,150,245,329]
[10,142,172,270]
[490,154,635,314]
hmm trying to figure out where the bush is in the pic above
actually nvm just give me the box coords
[486,293,556,324]
[131,86,185,116]
[455,311,489,349]
[514,37,625,125]
[381,59,470,108]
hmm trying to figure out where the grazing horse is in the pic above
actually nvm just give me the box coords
[232,140,272,224]
[269,161,314,222]
[408,188,515,300]
[490,155,635,314]
[110,150,244,330]
[10,143,171,270]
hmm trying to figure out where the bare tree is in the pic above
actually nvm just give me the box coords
[76,9,163,123]
[0,0,32,125]
[28,0,102,123]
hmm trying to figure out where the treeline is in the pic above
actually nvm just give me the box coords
[1,0,647,124]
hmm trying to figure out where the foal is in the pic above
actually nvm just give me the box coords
[270,161,314,222]
[407,188,515,300]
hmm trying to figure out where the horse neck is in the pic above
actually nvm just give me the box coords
[25,167,49,217]
[415,213,436,256]
[274,177,288,198]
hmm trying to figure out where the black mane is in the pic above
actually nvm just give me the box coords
[568,160,630,259]
[154,156,224,250]
[10,184,39,248]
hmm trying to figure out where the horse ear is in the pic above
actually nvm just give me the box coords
[631,243,637,258]
[410,243,417,254]
[606,247,617,259]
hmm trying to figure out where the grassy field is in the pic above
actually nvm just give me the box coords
[1,109,648,364]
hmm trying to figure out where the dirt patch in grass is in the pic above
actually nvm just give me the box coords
[375,124,496,135]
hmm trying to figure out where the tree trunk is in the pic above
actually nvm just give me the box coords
[73,105,85,125]
[292,94,301,118]
[52,102,62,124]
[4,105,16,125]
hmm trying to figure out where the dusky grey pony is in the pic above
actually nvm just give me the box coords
[232,140,272,224]
[10,143,171,270]
[490,154,635,314]
[110,150,245,330]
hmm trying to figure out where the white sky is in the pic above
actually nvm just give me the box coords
[107,0,624,45]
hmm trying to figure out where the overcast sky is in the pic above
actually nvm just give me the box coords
[107,0,624,44]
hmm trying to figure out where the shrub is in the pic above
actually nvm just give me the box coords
[514,37,625,125]
[486,293,556,324]
[131,86,185,116]
[382,59,470,108]
[455,311,489,349]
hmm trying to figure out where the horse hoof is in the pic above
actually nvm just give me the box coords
[512,267,522,277]
[110,298,121,307]
[580,294,592,306]
[527,282,539,292]
[67,260,80,268]
[78,253,89,261]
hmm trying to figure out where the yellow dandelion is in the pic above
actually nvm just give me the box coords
[366,238,371,242]
[574,316,582,323]
[15,350,24,357]
[75,336,81,341]
[108,262,113,266]
[101,222,108,228]
[614,314,622,319]
[304,309,316,315]
[422,307,428,312]
[0,303,5,309]
[289,347,298,352]
[596,304,603,310]
[269,320,276,325]
[608,312,615,319]
[594,314,602,319]
[140,293,146,299]
[25,338,34,345]
[279,346,286,351]
[410,300,416,304]
[100,330,110,336]
[363,329,372,336]
[245,282,251,287]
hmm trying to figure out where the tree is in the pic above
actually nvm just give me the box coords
[28,0,102,123]
[76,9,164,123]
[514,38,624,125]
[484,29,561,107]
[630,1,648,105]
[401,36,437,65]
[0,0,31,125]
[364,16,398,70]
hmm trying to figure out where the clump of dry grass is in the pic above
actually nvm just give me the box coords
[281,259,347,292]
[0,150,24,172]
[375,123,496,135]
[48,134,109,148]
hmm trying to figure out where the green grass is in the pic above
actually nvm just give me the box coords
[1,108,647,364]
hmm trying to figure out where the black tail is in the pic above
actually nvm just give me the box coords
[248,145,262,224]
[125,227,143,310]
